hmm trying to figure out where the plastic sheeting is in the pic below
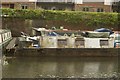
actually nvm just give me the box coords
[48,32,58,36]
[94,28,114,35]
[87,32,110,38]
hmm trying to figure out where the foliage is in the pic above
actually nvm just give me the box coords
[1,8,118,27]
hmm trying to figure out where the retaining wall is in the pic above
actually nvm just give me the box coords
[13,48,119,57]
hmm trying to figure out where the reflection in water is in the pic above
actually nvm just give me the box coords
[2,57,118,78]
[0,60,1,80]
[0,49,2,79]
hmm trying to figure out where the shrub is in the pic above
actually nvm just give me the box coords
[1,8,118,28]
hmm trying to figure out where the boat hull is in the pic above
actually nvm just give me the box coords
[6,48,119,57]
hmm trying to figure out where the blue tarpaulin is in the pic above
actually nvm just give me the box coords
[48,32,58,36]
[94,28,114,35]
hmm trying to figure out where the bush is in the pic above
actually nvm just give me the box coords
[1,8,118,28]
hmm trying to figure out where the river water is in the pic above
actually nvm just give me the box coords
[2,56,119,78]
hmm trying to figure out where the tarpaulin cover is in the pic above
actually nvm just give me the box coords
[48,32,58,36]
[87,32,109,38]
[94,28,114,35]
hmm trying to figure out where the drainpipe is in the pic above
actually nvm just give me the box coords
[110,2,113,12]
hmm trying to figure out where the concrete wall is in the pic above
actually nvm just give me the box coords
[13,48,119,57]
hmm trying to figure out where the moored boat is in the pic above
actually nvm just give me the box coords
[5,28,120,57]
[15,28,118,49]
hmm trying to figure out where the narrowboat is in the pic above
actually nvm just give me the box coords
[19,28,116,48]
[6,28,119,57]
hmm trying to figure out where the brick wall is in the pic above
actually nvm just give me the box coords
[14,2,36,9]
[2,2,113,12]
[2,2,36,9]
[75,2,112,12]
[37,2,74,10]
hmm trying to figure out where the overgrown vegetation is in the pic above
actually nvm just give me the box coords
[1,8,118,27]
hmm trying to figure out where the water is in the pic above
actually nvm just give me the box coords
[2,56,118,78]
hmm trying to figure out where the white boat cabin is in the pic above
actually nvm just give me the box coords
[0,29,12,46]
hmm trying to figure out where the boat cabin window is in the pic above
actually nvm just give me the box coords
[57,39,67,48]
[75,38,85,48]
[100,40,108,46]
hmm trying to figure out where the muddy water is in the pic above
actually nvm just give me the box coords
[2,56,118,78]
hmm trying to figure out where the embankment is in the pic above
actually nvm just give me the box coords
[6,48,119,57]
